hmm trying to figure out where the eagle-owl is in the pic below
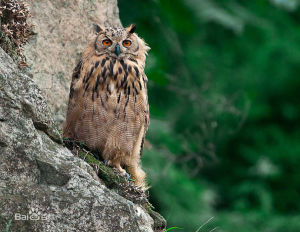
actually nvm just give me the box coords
[63,24,150,189]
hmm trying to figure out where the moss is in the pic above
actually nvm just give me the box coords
[2,219,12,232]
[63,138,166,231]
[0,31,18,62]
[77,150,127,189]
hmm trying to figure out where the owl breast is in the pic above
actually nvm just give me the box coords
[64,52,149,159]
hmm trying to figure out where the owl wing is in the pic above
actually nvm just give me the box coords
[140,73,150,157]
[63,58,83,138]
[67,58,82,110]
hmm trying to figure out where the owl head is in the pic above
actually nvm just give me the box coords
[93,24,150,61]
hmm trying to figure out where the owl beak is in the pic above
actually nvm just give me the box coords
[115,44,121,56]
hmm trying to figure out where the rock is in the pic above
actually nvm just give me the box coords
[0,47,164,231]
[23,0,122,125]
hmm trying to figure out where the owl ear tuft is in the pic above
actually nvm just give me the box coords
[126,24,136,34]
[93,24,104,33]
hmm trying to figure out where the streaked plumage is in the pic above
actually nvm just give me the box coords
[63,24,150,188]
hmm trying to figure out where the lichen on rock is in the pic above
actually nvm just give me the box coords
[22,0,122,125]
[0,47,166,231]
[0,0,167,231]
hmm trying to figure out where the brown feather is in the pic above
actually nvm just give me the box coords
[63,27,150,189]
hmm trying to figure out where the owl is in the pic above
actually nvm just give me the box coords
[63,24,150,189]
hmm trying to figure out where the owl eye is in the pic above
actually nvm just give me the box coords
[122,40,132,47]
[102,39,112,46]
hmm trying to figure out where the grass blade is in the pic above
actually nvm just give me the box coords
[165,227,183,232]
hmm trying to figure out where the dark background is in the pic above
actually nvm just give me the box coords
[119,0,300,231]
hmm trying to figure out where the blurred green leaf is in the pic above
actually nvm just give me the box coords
[119,0,300,231]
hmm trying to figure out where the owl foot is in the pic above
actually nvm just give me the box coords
[104,160,111,166]
[119,170,131,182]
[104,160,131,181]
[113,164,131,181]
[126,165,147,190]
[106,161,125,175]
[125,172,131,181]
[115,163,126,176]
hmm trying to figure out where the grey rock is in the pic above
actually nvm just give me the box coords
[23,0,122,125]
[0,47,155,231]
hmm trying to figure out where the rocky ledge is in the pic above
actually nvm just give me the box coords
[0,47,166,232]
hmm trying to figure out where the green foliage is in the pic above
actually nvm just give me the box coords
[2,219,12,232]
[165,227,183,232]
[63,139,167,229]
[119,0,300,231]
[0,31,18,61]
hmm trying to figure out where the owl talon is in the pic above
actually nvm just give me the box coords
[119,171,131,181]
[104,160,112,166]
[125,172,131,181]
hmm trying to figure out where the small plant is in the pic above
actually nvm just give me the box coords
[2,219,12,232]
[165,217,219,232]
[0,0,33,67]
[165,227,183,232]
[195,217,218,232]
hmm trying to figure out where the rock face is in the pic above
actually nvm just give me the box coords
[23,0,122,124]
[0,47,156,231]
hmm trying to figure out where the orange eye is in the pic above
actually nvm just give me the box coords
[122,40,132,47]
[102,39,112,46]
